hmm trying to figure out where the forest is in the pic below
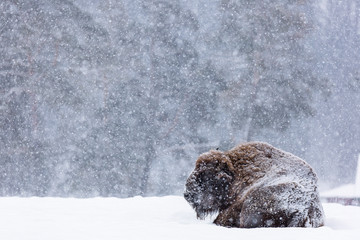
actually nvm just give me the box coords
[0,0,359,197]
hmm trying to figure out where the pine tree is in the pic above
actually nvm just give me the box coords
[0,0,111,196]
[217,0,328,141]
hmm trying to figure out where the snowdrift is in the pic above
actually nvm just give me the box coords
[0,196,359,240]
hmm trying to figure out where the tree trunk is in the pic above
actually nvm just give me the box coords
[244,50,261,142]
[139,142,155,196]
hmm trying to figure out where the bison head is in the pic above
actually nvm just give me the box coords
[184,150,235,219]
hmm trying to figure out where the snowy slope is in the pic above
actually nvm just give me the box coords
[321,184,360,198]
[0,196,359,240]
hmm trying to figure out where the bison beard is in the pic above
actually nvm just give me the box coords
[184,142,325,228]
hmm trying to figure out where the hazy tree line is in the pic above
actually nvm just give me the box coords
[0,0,359,197]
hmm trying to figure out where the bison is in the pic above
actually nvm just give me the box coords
[184,142,324,228]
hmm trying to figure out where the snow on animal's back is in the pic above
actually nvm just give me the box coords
[228,141,318,187]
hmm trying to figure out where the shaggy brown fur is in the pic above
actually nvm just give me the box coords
[184,142,324,228]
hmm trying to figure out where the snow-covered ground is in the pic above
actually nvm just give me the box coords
[0,196,359,240]
[321,184,360,198]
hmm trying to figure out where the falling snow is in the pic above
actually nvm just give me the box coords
[0,0,359,198]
